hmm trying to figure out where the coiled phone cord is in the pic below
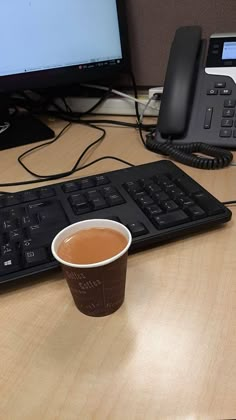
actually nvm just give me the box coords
[146,133,233,169]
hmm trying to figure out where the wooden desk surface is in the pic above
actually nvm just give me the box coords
[0,118,236,420]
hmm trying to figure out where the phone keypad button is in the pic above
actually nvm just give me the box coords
[207,89,218,95]
[204,107,213,129]
[221,119,233,127]
[220,89,232,95]
[219,129,232,137]
[222,109,235,117]
[224,99,236,108]
[215,82,226,88]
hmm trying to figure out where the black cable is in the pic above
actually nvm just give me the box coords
[17,122,72,177]
[40,93,155,130]
[146,133,233,169]
[12,81,156,133]
[0,86,140,192]
[17,121,106,179]
[0,120,134,190]
[79,89,112,116]
[61,96,72,113]
[0,155,134,191]
[49,89,112,118]
[10,86,111,122]
[79,118,156,130]
[128,70,148,147]
[222,200,236,206]
[129,70,140,121]
[74,155,134,170]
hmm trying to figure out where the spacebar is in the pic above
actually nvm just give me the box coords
[153,210,189,229]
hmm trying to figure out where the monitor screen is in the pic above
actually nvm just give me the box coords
[0,0,129,92]
[0,0,129,150]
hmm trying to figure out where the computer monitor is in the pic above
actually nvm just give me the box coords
[0,0,130,150]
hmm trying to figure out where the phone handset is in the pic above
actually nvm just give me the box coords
[158,26,202,137]
[146,26,233,169]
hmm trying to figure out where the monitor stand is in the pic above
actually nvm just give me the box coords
[0,111,55,151]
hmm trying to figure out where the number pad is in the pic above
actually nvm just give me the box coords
[206,82,236,138]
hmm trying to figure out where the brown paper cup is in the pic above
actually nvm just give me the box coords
[51,219,132,317]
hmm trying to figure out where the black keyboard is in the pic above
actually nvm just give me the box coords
[0,160,232,284]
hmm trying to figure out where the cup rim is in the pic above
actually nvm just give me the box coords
[51,219,132,268]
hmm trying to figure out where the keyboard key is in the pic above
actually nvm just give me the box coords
[74,206,91,215]
[1,243,14,256]
[21,215,37,227]
[154,175,170,187]
[21,239,34,251]
[5,194,21,207]
[8,229,23,242]
[175,177,201,196]
[127,222,148,237]
[7,207,26,219]
[106,194,125,206]
[176,196,195,208]
[85,189,100,200]
[194,193,222,216]
[39,187,56,199]
[69,193,87,206]
[21,190,39,202]
[68,194,90,214]
[38,208,67,226]
[95,175,109,186]
[85,190,108,211]
[139,177,154,188]
[90,197,108,211]
[77,178,95,190]
[152,191,169,204]
[2,219,18,231]
[145,183,162,195]
[185,205,206,220]
[26,224,60,246]
[144,204,163,218]
[62,182,79,193]
[161,200,179,212]
[136,195,154,208]
[0,196,5,208]
[0,255,20,275]
[123,181,143,194]
[153,210,189,229]
[27,201,51,214]
[165,186,184,199]
[101,186,118,197]
[23,248,49,268]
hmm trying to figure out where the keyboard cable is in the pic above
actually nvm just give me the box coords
[0,120,134,192]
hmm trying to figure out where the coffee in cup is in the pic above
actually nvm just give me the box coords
[51,219,132,317]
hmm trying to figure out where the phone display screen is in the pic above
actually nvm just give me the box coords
[206,35,236,67]
[222,42,236,60]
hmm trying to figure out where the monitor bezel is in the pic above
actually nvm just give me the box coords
[0,0,130,93]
